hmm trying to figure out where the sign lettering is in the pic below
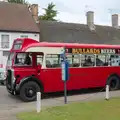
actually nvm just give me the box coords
[67,48,119,54]
[72,48,100,54]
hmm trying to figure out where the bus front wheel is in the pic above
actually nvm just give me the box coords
[20,81,40,102]
[107,76,120,91]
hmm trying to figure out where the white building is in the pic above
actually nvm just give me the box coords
[0,2,40,69]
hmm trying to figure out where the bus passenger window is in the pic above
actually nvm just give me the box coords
[96,55,104,66]
[110,55,120,66]
[46,54,61,68]
[81,55,95,67]
[66,54,80,67]
[66,54,72,67]
[72,54,80,67]
[96,55,109,66]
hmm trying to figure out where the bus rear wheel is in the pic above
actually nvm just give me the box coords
[107,76,120,91]
[20,81,40,102]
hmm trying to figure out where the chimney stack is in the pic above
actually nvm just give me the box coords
[86,11,95,30]
[30,4,39,23]
[112,14,119,28]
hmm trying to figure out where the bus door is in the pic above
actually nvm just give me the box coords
[39,54,63,92]
[36,53,44,76]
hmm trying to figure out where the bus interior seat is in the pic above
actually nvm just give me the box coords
[73,63,80,67]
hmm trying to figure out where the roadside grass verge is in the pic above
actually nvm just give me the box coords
[17,97,120,120]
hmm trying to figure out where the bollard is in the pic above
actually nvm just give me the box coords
[105,85,109,100]
[36,92,41,113]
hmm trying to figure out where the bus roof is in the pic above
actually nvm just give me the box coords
[11,38,120,52]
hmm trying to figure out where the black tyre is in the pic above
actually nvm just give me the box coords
[20,81,40,102]
[107,76,120,91]
[0,82,4,85]
[1,80,6,85]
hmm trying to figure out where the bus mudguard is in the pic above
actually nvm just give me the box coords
[15,76,44,93]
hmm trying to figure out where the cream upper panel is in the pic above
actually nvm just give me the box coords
[26,47,64,54]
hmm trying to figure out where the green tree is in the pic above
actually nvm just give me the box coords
[39,2,58,21]
[8,0,28,4]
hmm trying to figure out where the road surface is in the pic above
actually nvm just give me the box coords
[0,85,120,120]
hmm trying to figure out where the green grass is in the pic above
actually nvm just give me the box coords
[18,98,120,120]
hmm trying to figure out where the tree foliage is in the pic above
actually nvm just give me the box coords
[39,2,58,21]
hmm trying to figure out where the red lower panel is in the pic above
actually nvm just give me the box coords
[40,67,120,93]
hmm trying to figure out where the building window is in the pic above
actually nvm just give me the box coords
[3,51,9,57]
[1,35,9,48]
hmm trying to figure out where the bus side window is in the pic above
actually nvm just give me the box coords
[110,55,120,66]
[66,54,72,67]
[66,54,80,67]
[46,54,61,68]
[96,55,109,66]
[81,54,95,67]
[72,54,80,67]
[96,55,104,66]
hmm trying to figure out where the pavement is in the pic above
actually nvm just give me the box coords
[0,85,120,120]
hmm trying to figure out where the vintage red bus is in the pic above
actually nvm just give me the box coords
[6,38,120,101]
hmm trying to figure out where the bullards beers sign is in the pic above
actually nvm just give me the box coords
[66,48,120,54]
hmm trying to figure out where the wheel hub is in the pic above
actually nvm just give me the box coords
[28,89,34,95]
[25,87,35,97]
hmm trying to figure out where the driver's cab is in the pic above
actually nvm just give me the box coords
[14,53,32,66]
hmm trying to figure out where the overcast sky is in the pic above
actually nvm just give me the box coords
[29,0,120,26]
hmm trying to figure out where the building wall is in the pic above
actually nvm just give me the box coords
[0,31,40,68]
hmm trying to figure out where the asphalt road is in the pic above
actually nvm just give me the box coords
[1,85,120,120]
[0,86,22,105]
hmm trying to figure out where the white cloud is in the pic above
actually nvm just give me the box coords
[57,11,86,24]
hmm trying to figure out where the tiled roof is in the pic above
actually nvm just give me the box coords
[39,20,120,45]
[0,2,40,33]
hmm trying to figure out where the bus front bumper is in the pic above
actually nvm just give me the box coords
[6,82,15,95]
